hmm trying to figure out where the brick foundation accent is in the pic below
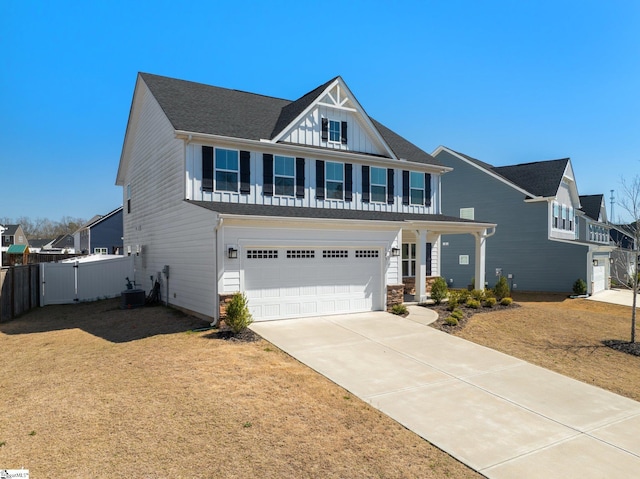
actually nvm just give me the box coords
[218,293,235,320]
[386,284,405,311]
[403,276,439,296]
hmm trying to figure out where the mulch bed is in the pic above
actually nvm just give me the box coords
[602,339,640,357]
[212,328,262,342]
[427,301,521,333]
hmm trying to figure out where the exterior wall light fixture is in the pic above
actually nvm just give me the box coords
[228,247,238,259]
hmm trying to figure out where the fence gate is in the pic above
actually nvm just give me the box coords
[40,256,134,306]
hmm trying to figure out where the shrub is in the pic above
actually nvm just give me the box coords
[500,297,513,306]
[470,289,485,302]
[493,276,510,300]
[484,297,497,308]
[224,292,254,334]
[391,303,408,315]
[445,316,459,326]
[430,277,449,305]
[446,297,458,311]
[573,279,587,295]
[450,309,464,320]
[466,299,481,309]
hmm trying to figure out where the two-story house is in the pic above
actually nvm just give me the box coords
[1,224,30,266]
[74,207,123,255]
[434,146,614,295]
[116,73,496,322]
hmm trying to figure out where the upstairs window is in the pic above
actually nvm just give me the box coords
[321,118,348,144]
[370,167,387,203]
[215,148,239,192]
[325,161,344,200]
[409,172,425,205]
[274,155,295,196]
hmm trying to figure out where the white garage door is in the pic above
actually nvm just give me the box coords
[244,247,383,321]
[592,263,606,294]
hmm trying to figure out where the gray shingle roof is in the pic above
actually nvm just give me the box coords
[189,200,481,224]
[491,159,569,197]
[579,194,603,220]
[139,73,440,166]
[1,225,20,235]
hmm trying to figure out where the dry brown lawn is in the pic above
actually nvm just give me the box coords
[454,292,640,402]
[0,300,480,478]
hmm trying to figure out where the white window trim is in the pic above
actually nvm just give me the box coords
[409,172,425,206]
[274,155,295,197]
[370,166,387,203]
[328,120,341,144]
[214,147,239,193]
[325,161,344,201]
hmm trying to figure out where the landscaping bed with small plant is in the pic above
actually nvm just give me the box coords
[426,276,517,332]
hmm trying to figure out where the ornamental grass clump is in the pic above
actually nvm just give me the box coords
[391,303,408,316]
[224,292,254,334]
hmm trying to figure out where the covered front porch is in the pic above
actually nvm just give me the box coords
[397,219,496,304]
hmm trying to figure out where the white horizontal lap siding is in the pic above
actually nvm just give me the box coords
[123,85,218,318]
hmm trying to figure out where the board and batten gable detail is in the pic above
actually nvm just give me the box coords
[184,141,441,215]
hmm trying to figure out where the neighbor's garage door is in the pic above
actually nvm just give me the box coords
[592,263,606,294]
[244,247,383,321]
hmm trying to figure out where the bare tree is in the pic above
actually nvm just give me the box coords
[617,175,640,343]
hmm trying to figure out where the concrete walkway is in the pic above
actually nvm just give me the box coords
[251,310,640,479]
[588,288,640,307]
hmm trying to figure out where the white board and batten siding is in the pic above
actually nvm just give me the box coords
[185,144,440,216]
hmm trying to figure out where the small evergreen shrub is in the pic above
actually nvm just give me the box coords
[224,292,254,334]
[430,277,449,305]
[573,279,587,295]
[466,299,481,309]
[470,289,485,302]
[391,303,408,315]
[445,316,459,326]
[446,297,458,311]
[493,276,510,300]
[500,297,513,306]
[450,309,464,320]
[484,297,497,308]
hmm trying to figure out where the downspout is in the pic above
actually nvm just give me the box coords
[212,216,224,326]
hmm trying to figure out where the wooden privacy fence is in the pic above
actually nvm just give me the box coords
[40,256,134,306]
[0,265,40,321]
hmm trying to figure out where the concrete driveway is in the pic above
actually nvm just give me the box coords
[251,312,640,479]
[588,288,640,307]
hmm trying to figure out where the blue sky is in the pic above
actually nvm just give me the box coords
[2,0,639,223]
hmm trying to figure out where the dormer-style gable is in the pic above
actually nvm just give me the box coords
[270,77,394,158]
[579,194,607,223]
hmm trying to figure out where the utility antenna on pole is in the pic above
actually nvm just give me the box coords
[610,189,615,222]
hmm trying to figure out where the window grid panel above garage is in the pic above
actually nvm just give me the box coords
[355,249,379,258]
[247,249,278,259]
[286,250,315,259]
[323,249,349,258]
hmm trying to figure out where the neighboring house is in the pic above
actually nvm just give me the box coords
[74,207,123,255]
[609,223,637,285]
[27,238,54,253]
[433,147,614,295]
[1,224,29,266]
[0,224,5,267]
[116,73,496,322]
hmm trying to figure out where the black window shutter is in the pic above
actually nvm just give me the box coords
[402,170,410,205]
[362,165,370,203]
[316,160,325,199]
[321,118,328,142]
[263,153,273,196]
[387,169,395,204]
[341,121,348,144]
[425,173,431,206]
[345,163,353,201]
[202,146,213,192]
[296,157,305,198]
[240,151,251,194]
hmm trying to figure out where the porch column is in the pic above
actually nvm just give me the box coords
[474,231,486,290]
[414,229,427,302]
